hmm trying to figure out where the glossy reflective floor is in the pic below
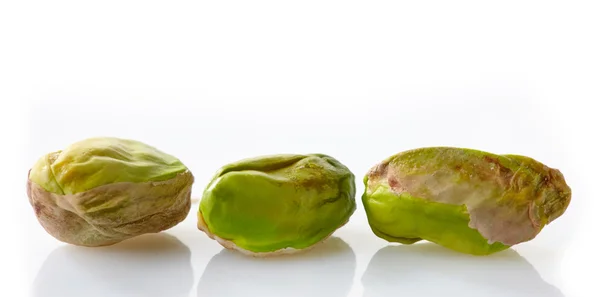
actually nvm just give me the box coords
[20,75,598,297]
[26,200,594,297]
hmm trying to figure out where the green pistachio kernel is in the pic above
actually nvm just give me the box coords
[362,147,571,255]
[198,154,356,256]
[27,137,194,247]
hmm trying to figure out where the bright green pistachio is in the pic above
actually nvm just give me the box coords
[27,137,194,247]
[362,147,571,255]
[198,154,356,256]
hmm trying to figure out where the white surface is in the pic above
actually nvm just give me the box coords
[2,1,600,297]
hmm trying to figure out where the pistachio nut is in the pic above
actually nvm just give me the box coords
[362,147,571,255]
[198,154,356,256]
[27,137,194,247]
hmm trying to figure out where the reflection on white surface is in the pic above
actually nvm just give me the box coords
[197,237,355,297]
[362,243,563,297]
[32,233,193,297]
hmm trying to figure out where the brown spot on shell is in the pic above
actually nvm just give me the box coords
[481,155,513,188]
[32,202,43,216]
[388,176,400,189]
[368,161,389,180]
[366,161,409,194]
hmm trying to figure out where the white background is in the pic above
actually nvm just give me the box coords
[2,1,599,296]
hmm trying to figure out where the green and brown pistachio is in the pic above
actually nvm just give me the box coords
[362,147,571,255]
[27,137,194,247]
[198,154,356,256]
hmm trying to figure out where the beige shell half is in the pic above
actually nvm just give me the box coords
[27,170,194,247]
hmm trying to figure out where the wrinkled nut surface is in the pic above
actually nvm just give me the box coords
[27,137,194,247]
[198,154,356,256]
[362,147,572,255]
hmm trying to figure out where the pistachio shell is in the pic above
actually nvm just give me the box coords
[362,147,571,255]
[198,154,356,256]
[27,137,194,246]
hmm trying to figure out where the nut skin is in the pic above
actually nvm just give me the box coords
[26,137,194,247]
[362,147,572,255]
[198,154,356,256]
